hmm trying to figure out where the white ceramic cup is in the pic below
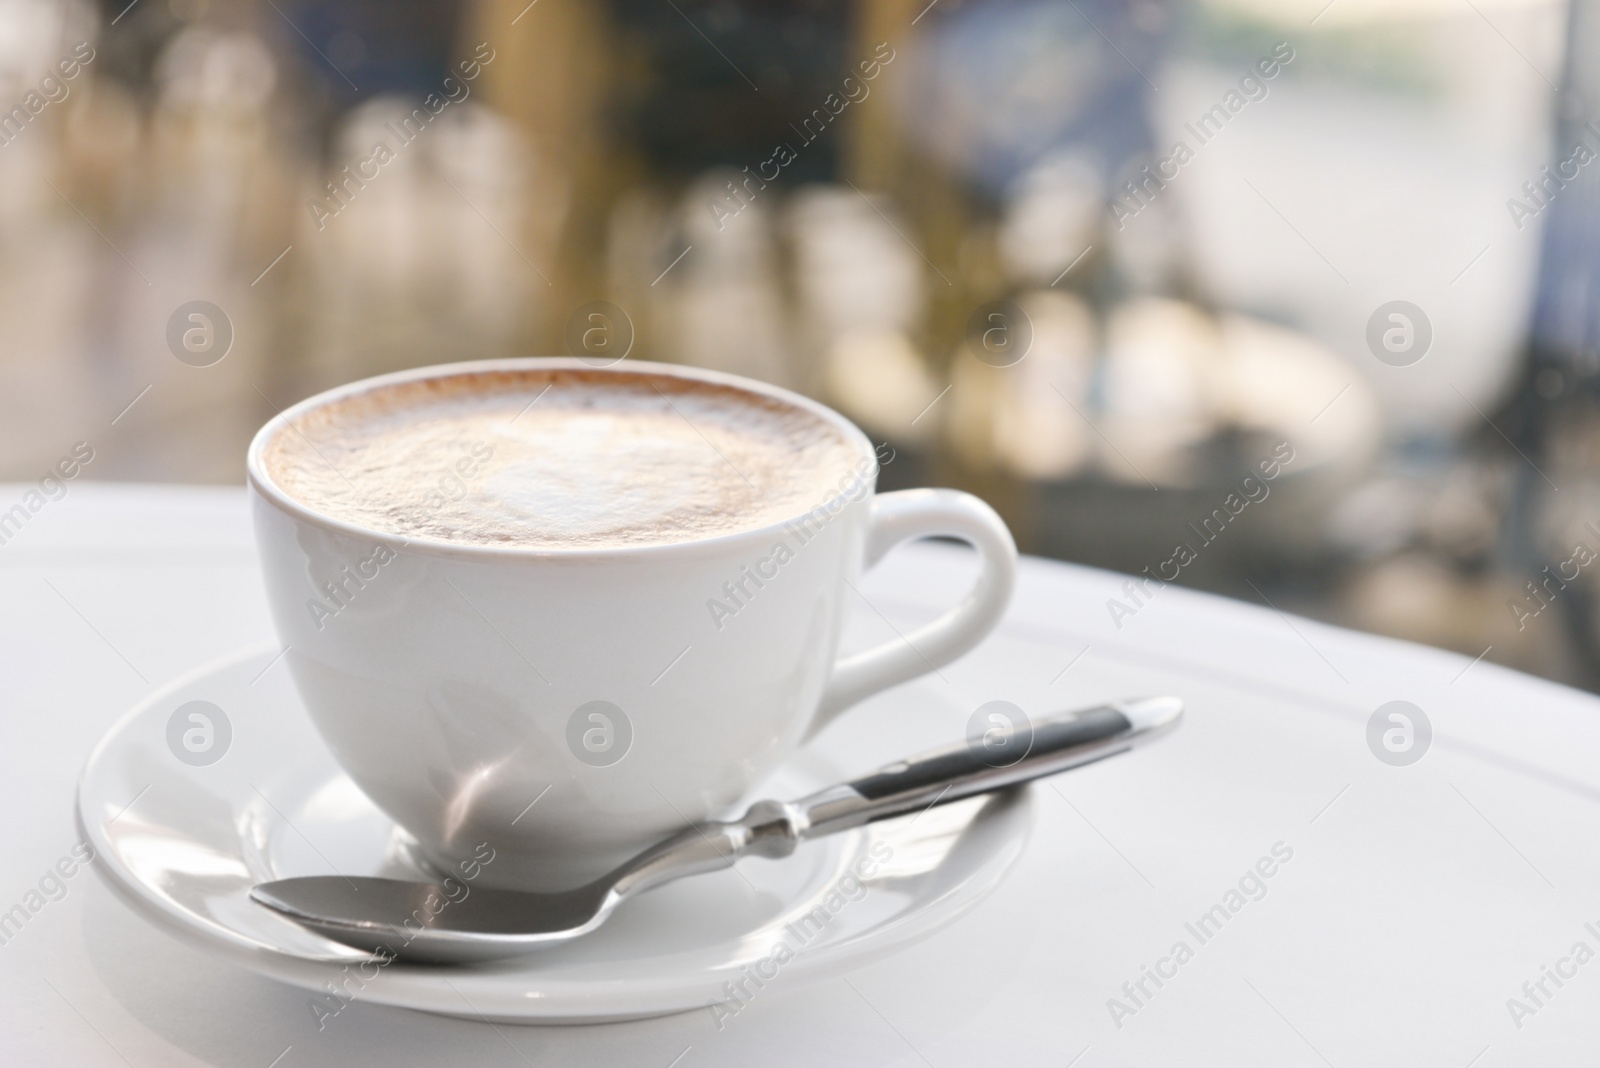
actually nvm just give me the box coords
[247,358,1016,890]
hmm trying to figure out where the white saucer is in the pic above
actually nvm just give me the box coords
[76,645,1033,1024]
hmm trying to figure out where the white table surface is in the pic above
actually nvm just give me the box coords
[3,483,1597,1067]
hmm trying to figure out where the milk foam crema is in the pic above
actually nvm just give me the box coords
[260,367,871,549]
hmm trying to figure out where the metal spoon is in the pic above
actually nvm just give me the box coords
[251,696,1182,964]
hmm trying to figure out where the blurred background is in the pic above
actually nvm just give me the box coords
[1,0,1596,688]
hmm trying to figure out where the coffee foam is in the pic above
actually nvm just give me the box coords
[260,367,870,549]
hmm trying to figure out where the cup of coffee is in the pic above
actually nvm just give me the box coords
[247,359,1016,890]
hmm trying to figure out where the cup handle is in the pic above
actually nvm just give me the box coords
[810,488,1018,735]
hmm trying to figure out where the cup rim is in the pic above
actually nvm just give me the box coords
[245,357,882,559]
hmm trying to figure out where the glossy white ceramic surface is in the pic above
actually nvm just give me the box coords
[76,645,1035,1024]
[245,358,1018,891]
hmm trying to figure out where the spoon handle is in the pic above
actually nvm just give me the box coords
[788,696,1182,841]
